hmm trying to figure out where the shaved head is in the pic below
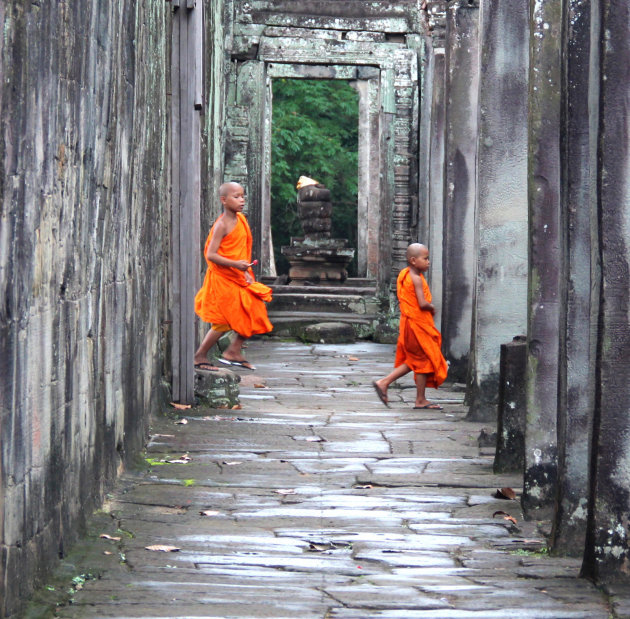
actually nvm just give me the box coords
[219,181,243,197]
[407,243,428,260]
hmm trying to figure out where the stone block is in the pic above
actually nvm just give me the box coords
[194,369,241,409]
[494,337,526,474]
[302,322,357,344]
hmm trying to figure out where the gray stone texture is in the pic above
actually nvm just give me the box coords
[523,0,562,520]
[26,340,616,618]
[0,2,169,615]
[551,0,600,557]
[494,338,526,474]
[467,0,529,421]
[582,0,630,583]
[441,0,479,381]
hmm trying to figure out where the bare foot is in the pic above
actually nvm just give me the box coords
[372,380,389,407]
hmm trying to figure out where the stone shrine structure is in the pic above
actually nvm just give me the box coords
[281,177,355,284]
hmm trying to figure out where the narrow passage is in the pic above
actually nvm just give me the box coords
[44,340,610,618]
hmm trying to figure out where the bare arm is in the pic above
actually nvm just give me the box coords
[410,270,435,315]
[205,220,250,271]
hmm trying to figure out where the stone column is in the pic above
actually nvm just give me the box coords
[522,0,562,520]
[467,0,529,421]
[550,0,600,555]
[426,48,446,327]
[441,0,479,381]
[582,0,630,583]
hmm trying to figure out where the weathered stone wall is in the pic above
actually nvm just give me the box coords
[0,2,169,616]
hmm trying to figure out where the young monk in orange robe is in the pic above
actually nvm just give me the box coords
[193,182,273,371]
[372,243,448,409]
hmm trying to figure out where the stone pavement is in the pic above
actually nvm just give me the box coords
[29,339,618,618]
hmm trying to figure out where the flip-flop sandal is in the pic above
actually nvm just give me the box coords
[219,357,256,370]
[372,381,389,408]
[413,403,443,410]
[194,362,219,372]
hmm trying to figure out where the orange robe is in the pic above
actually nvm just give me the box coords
[195,212,273,338]
[394,267,448,388]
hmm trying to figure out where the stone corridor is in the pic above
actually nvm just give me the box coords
[29,339,622,618]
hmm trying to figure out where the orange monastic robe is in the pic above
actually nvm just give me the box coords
[394,267,448,388]
[195,212,273,338]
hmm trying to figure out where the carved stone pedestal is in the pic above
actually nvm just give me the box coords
[282,238,355,285]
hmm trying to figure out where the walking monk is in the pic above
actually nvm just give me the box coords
[193,182,273,371]
[372,243,448,409]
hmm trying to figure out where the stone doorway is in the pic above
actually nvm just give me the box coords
[265,65,378,281]
[223,30,420,294]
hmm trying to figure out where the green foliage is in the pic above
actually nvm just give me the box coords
[271,79,359,275]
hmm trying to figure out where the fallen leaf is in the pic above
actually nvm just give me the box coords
[348,356,359,361]
[254,383,267,389]
[495,487,516,500]
[103,551,113,555]
[99,534,121,541]
[170,402,192,410]
[145,545,180,552]
[166,453,192,464]
[493,510,518,525]
[309,542,333,552]
[231,404,242,410]
[175,418,188,425]
[200,510,220,517]
[275,489,296,495]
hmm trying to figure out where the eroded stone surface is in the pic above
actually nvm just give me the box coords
[27,340,618,617]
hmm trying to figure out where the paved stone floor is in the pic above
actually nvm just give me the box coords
[30,339,623,618]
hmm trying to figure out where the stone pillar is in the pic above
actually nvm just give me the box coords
[494,337,527,474]
[550,0,600,556]
[426,48,446,327]
[583,0,630,583]
[467,0,529,421]
[522,0,562,520]
[441,0,479,381]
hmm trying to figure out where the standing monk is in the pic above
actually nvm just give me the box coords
[372,243,448,409]
[193,182,273,371]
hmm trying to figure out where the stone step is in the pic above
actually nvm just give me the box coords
[270,284,377,296]
[261,277,376,290]
[267,292,380,315]
[267,311,378,339]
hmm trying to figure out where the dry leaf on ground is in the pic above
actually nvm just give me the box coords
[145,545,180,552]
[254,383,267,389]
[493,510,518,525]
[170,402,192,410]
[99,534,121,541]
[348,356,359,361]
[495,487,516,500]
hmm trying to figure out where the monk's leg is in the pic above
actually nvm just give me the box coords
[373,363,412,405]
[193,328,223,368]
[413,372,429,407]
[413,373,441,409]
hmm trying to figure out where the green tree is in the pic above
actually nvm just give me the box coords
[271,79,359,275]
